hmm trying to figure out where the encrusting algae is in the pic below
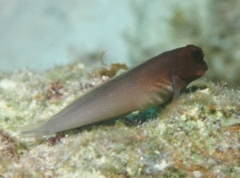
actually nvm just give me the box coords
[0,59,240,177]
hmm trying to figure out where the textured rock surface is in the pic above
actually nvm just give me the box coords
[0,62,239,177]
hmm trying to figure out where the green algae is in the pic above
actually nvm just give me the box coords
[0,62,239,177]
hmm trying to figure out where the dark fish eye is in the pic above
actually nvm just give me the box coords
[191,48,203,61]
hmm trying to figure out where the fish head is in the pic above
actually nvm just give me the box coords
[173,44,208,84]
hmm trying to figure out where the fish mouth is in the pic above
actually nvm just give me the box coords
[196,62,208,76]
[202,61,208,72]
[196,71,205,77]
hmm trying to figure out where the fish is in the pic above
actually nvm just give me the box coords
[20,44,208,136]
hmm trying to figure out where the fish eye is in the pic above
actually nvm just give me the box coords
[191,48,203,61]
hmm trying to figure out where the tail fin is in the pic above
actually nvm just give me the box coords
[19,122,51,137]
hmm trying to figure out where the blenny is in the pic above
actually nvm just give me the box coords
[20,45,208,136]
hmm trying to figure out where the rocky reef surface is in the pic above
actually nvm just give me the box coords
[0,62,239,177]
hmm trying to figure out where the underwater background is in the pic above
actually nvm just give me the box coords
[0,0,240,87]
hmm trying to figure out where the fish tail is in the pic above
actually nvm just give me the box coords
[19,122,51,137]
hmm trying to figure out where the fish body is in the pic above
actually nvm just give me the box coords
[20,45,208,136]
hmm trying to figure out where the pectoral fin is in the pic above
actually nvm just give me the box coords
[172,75,187,101]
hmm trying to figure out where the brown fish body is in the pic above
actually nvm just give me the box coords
[20,45,208,136]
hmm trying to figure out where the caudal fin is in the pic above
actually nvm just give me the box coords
[19,122,51,137]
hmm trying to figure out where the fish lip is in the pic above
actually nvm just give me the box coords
[196,65,208,76]
[196,71,204,77]
[204,64,208,71]
[202,61,208,71]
